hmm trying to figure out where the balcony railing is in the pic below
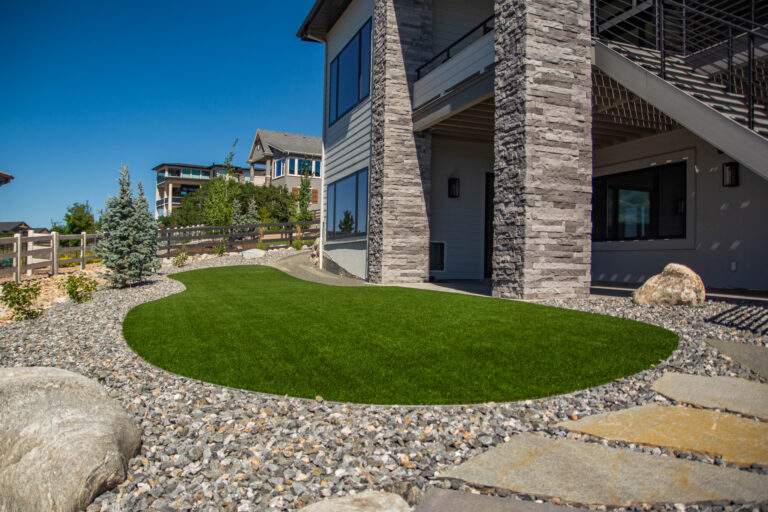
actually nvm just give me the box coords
[416,15,495,80]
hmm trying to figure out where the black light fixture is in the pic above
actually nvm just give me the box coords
[448,177,460,198]
[722,162,740,187]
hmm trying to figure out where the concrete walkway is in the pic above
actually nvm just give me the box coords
[705,338,768,378]
[271,252,365,287]
[415,488,582,512]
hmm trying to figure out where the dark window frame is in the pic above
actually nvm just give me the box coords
[592,161,687,243]
[326,168,369,240]
[328,18,372,127]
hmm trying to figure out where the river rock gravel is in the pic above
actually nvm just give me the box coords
[0,253,765,511]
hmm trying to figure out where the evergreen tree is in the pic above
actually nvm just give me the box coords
[338,210,355,234]
[231,197,247,226]
[245,198,260,224]
[96,166,136,288]
[296,166,314,223]
[130,183,160,283]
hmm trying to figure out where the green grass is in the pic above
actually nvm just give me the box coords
[123,266,678,405]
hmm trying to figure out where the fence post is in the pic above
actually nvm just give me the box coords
[166,231,172,258]
[80,232,87,271]
[51,231,60,276]
[14,233,22,283]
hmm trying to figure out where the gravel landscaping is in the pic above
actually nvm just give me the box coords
[0,251,766,511]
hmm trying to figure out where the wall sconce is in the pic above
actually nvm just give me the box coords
[722,162,739,187]
[448,177,460,198]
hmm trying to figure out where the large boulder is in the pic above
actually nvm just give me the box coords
[242,248,266,260]
[633,263,706,306]
[303,491,410,512]
[0,367,141,512]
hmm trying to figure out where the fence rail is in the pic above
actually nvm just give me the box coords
[0,222,320,283]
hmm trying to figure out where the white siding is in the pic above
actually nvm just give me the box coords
[429,138,493,280]
[593,128,768,290]
[433,0,494,53]
[321,0,374,278]
[413,29,494,109]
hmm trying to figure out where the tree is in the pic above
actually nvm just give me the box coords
[295,162,314,223]
[96,166,158,288]
[52,202,96,234]
[338,210,355,234]
[203,177,239,225]
[245,198,260,224]
[231,196,247,226]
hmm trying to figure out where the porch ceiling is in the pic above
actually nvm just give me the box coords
[426,70,679,149]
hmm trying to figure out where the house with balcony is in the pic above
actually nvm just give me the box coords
[247,129,323,211]
[153,163,253,218]
[298,0,768,296]
[0,171,13,187]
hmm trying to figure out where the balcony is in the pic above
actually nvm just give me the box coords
[412,15,495,132]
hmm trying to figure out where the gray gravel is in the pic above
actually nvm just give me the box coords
[0,252,765,511]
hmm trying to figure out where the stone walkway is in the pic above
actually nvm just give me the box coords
[441,371,768,507]
[705,338,768,377]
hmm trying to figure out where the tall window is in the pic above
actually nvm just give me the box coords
[328,19,372,125]
[275,159,284,178]
[326,168,368,239]
[313,160,321,177]
[592,162,686,242]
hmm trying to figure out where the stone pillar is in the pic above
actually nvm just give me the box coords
[492,0,593,300]
[367,0,433,283]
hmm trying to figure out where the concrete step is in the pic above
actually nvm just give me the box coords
[705,338,768,378]
[415,488,583,512]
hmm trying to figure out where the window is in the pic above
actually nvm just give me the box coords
[326,168,368,239]
[275,159,284,178]
[328,19,372,125]
[313,160,321,177]
[430,242,445,272]
[311,189,319,204]
[297,159,314,176]
[592,161,686,242]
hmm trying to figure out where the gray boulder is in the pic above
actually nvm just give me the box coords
[242,248,266,260]
[303,491,410,512]
[0,367,141,512]
[633,263,706,306]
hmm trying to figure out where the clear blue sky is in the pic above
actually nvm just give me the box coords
[0,0,322,227]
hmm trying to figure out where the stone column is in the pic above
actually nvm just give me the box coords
[367,0,433,283]
[492,0,593,300]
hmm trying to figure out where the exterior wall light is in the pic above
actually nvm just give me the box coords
[722,162,739,187]
[448,177,460,198]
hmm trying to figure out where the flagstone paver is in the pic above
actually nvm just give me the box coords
[706,338,768,378]
[415,488,585,512]
[652,372,768,419]
[439,433,768,506]
[557,404,768,466]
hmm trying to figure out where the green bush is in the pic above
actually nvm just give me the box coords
[64,274,98,304]
[1,281,42,320]
[213,244,227,257]
[172,251,189,268]
[256,242,268,251]
[292,239,304,251]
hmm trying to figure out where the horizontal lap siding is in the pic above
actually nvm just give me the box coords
[325,101,372,183]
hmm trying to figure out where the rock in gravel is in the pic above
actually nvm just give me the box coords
[241,248,266,260]
[302,491,410,512]
[0,367,141,512]
[633,263,706,306]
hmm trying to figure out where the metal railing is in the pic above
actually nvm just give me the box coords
[592,0,768,131]
[416,15,495,79]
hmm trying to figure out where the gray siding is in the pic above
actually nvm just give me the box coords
[433,0,493,53]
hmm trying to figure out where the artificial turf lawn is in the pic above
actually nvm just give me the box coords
[123,266,678,405]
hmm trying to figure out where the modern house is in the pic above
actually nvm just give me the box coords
[0,222,31,235]
[0,172,13,187]
[298,0,768,297]
[153,163,253,218]
[247,129,323,211]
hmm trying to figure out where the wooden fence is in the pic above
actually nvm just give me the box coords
[0,232,100,283]
[0,222,320,282]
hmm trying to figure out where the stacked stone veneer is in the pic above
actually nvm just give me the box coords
[492,0,593,299]
[367,0,434,283]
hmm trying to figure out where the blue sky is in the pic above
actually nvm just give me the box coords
[0,0,322,227]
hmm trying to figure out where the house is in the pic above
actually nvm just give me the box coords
[298,0,768,297]
[0,222,31,235]
[247,129,323,211]
[153,163,254,218]
[0,171,13,187]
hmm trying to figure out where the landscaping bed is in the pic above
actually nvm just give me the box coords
[0,254,764,511]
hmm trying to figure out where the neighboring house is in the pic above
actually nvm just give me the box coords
[247,129,323,212]
[0,171,13,187]
[298,0,768,295]
[153,163,253,218]
[0,222,31,235]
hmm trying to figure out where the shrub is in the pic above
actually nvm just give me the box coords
[63,274,98,304]
[213,244,227,257]
[256,242,268,251]
[172,251,189,267]
[1,281,42,320]
[292,239,304,251]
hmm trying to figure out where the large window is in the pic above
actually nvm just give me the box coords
[275,159,284,178]
[326,168,368,239]
[328,19,372,126]
[592,161,686,242]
